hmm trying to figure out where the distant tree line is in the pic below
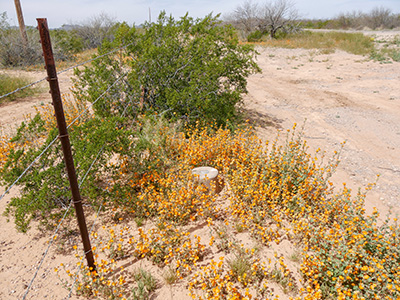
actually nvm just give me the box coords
[301,7,400,30]
[225,1,400,42]
[1,3,399,67]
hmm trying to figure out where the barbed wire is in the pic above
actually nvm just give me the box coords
[19,69,132,300]
[21,135,107,299]
[24,71,128,211]
[1,70,129,297]
[0,71,128,205]
[79,147,105,189]
[20,145,106,299]
[21,141,107,300]
[1,36,134,299]
[66,201,104,299]
[0,76,48,101]
[0,43,131,101]
[0,69,128,204]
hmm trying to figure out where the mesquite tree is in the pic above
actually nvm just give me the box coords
[225,0,260,37]
[260,0,300,39]
[227,0,301,39]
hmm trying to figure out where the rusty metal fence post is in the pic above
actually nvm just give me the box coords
[37,18,96,271]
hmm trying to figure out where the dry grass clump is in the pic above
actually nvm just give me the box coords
[0,73,40,102]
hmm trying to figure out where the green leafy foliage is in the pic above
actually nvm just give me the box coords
[0,11,260,235]
[74,12,260,127]
[247,30,264,42]
[1,113,132,232]
[51,29,84,55]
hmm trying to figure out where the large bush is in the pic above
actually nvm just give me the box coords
[0,97,130,232]
[74,12,261,127]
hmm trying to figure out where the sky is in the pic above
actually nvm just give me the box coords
[1,0,400,28]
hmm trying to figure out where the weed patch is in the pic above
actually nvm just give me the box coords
[252,31,375,56]
[0,73,40,102]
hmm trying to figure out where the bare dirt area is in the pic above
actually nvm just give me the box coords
[0,69,75,134]
[244,42,400,218]
[0,32,400,299]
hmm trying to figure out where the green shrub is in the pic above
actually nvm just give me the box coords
[73,12,261,127]
[1,112,132,232]
[247,30,264,42]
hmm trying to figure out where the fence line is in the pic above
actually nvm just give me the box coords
[0,44,131,101]
[0,71,128,205]
[1,28,135,299]
[21,142,105,300]
[0,77,48,101]
[66,201,105,299]
[65,87,135,299]
[22,135,106,299]
[18,69,132,300]
[21,141,106,300]
[23,72,127,210]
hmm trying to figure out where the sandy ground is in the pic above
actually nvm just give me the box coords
[0,69,74,135]
[245,45,400,217]
[0,31,400,299]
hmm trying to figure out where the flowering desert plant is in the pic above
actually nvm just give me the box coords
[47,121,400,299]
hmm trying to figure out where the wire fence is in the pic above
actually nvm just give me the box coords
[0,136,58,202]
[0,43,131,101]
[0,71,128,204]
[0,36,136,299]
[22,144,106,300]
[11,71,129,299]
[21,200,74,300]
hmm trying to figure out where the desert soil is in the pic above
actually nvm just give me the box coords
[0,30,399,299]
